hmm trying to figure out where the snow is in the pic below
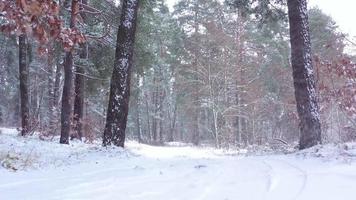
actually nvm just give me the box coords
[1,127,356,200]
[122,0,138,29]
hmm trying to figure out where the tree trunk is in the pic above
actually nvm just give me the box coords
[287,0,322,149]
[60,0,79,144]
[136,101,142,143]
[152,75,158,142]
[234,10,245,146]
[0,107,3,125]
[135,75,142,143]
[168,102,177,142]
[49,62,62,135]
[18,34,30,136]
[144,91,152,141]
[47,46,54,125]
[158,91,164,143]
[103,0,140,147]
[72,43,87,140]
[72,0,88,141]
[60,51,74,144]
[192,1,200,146]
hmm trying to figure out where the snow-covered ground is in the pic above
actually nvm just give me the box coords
[1,127,356,200]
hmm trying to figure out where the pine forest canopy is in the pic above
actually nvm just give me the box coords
[0,0,354,149]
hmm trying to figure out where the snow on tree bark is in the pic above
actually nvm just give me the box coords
[72,0,88,141]
[103,0,140,147]
[72,43,86,141]
[287,0,322,149]
[18,34,30,136]
[60,0,79,144]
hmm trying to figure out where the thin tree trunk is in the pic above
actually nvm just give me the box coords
[192,1,199,145]
[234,10,244,145]
[19,34,30,136]
[287,0,322,149]
[135,76,142,143]
[158,91,164,143]
[168,102,177,142]
[152,75,158,142]
[136,102,142,143]
[103,0,140,147]
[60,0,79,144]
[47,46,54,125]
[49,62,62,135]
[144,91,152,141]
[0,107,2,125]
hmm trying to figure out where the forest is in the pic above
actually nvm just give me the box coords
[1,0,356,199]
[1,0,354,149]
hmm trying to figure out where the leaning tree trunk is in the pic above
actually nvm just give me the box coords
[103,0,140,147]
[19,34,30,136]
[60,0,79,144]
[287,0,322,149]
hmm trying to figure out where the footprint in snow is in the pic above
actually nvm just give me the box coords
[194,164,207,169]
[133,165,145,170]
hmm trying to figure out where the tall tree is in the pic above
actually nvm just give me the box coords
[18,34,30,136]
[60,0,79,144]
[72,0,89,140]
[287,0,321,149]
[103,0,140,147]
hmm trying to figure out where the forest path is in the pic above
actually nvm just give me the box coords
[1,137,356,200]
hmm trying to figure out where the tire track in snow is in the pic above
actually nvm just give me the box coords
[264,158,308,200]
[262,160,280,192]
[274,159,308,200]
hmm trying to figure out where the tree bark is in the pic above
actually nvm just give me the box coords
[103,0,140,147]
[167,102,177,142]
[60,0,79,144]
[72,43,87,140]
[60,51,73,144]
[0,107,2,125]
[158,91,164,143]
[152,74,158,142]
[136,101,142,143]
[72,0,88,141]
[48,62,62,135]
[192,1,200,145]
[135,75,142,143]
[287,0,322,149]
[18,34,30,136]
[144,91,152,141]
[47,46,54,124]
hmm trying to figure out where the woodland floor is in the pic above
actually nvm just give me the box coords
[1,127,356,200]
